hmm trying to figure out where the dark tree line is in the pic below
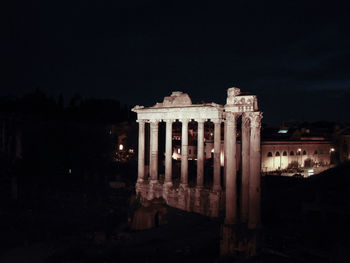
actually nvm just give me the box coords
[0,89,136,123]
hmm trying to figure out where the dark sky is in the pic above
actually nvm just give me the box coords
[5,0,350,124]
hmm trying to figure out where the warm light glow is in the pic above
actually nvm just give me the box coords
[128,148,134,153]
[297,148,301,152]
[330,148,335,152]
[119,144,124,151]
[211,148,214,153]
[177,148,181,154]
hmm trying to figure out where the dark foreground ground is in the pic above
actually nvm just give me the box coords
[1,163,350,263]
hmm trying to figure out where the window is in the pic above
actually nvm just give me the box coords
[297,151,301,156]
[303,150,307,155]
[275,152,280,156]
[314,150,318,155]
[177,148,181,154]
[283,151,287,156]
[267,152,273,157]
[290,151,294,156]
[189,149,191,154]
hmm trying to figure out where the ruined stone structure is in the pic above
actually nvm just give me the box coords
[132,87,262,256]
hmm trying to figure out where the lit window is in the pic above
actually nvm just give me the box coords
[119,144,124,151]
[177,148,181,154]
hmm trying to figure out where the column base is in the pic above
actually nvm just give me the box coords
[220,223,260,258]
[179,183,188,189]
[136,178,144,184]
[213,184,222,192]
[209,191,220,217]
[149,179,158,185]
[194,187,203,213]
[163,181,173,188]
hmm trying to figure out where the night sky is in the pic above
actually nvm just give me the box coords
[5,0,350,124]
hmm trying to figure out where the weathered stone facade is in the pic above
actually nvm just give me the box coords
[132,87,263,256]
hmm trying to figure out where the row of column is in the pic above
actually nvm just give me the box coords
[137,119,222,191]
[224,111,262,229]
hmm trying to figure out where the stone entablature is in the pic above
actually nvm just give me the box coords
[133,103,223,122]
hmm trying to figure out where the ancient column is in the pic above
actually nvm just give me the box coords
[164,119,173,187]
[224,112,238,224]
[137,120,146,183]
[180,118,189,187]
[149,120,159,183]
[213,119,222,191]
[241,113,250,223]
[248,112,262,229]
[196,119,205,188]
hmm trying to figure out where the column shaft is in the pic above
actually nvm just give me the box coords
[224,112,238,224]
[248,112,262,229]
[137,120,146,182]
[149,120,159,182]
[241,114,250,223]
[196,120,205,188]
[181,119,189,186]
[213,121,221,191]
[165,120,173,185]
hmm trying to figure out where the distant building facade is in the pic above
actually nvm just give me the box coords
[170,124,337,174]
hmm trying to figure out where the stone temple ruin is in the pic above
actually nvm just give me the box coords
[132,87,262,256]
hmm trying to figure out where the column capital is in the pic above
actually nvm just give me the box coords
[136,119,146,124]
[149,119,160,124]
[225,112,239,122]
[179,118,190,123]
[195,118,206,124]
[164,119,175,123]
[212,118,222,124]
[246,111,263,129]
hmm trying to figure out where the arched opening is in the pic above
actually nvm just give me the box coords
[267,152,272,157]
[290,151,294,156]
[283,151,287,156]
[303,150,307,155]
[275,152,280,156]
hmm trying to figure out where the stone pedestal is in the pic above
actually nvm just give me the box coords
[209,191,220,217]
[194,187,203,213]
